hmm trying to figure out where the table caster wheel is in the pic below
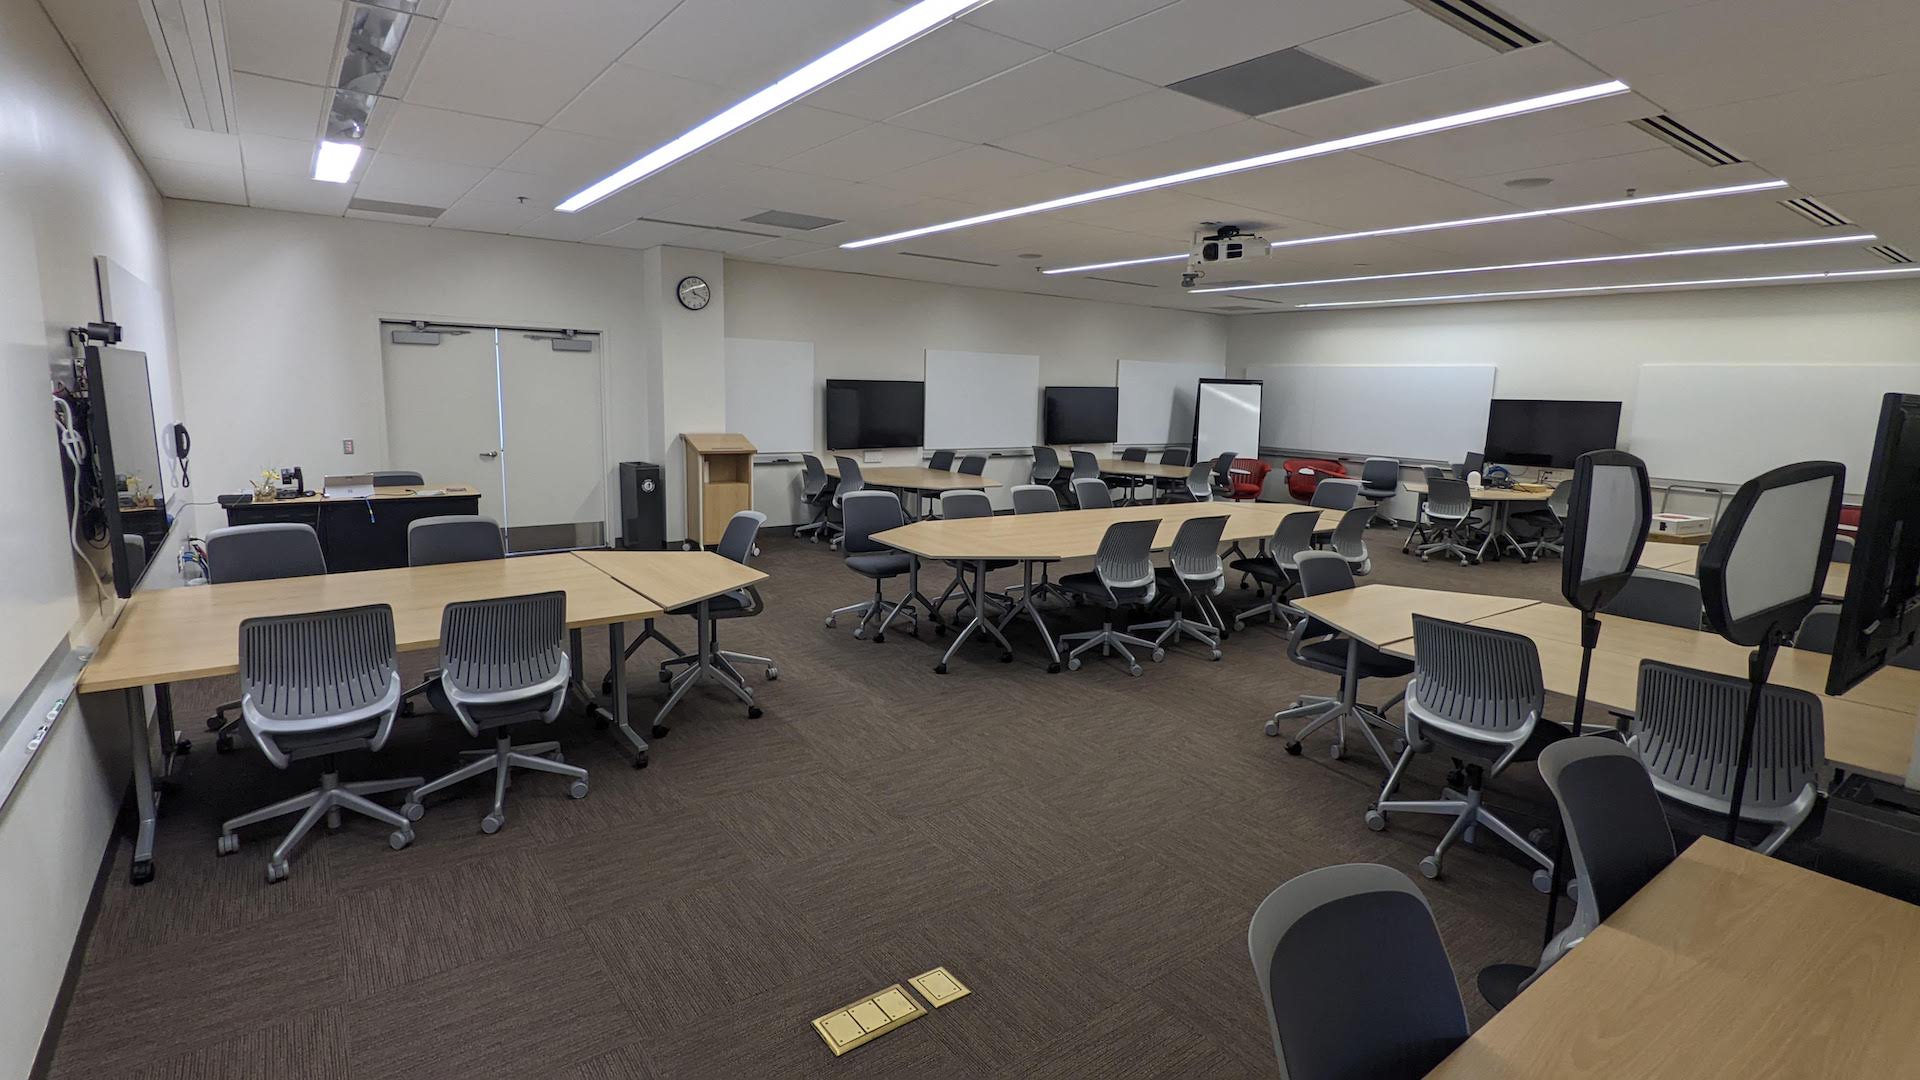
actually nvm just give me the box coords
[1419,857,1442,880]
[173,735,192,755]
[401,700,417,717]
[824,616,837,628]
[1128,664,1144,677]
[1532,869,1553,894]
[480,814,503,835]
[748,706,764,719]
[1066,658,1082,671]
[1283,740,1302,756]
[651,724,671,739]
[266,861,289,883]
[569,780,589,800]
[217,834,239,856]
[390,827,414,850]
[402,801,425,822]
[1264,719,1279,736]
[1365,809,1387,832]
[601,674,614,693]
[1329,743,1344,761]
[131,859,155,885]
[1209,649,1222,661]
[215,732,235,754]
[1046,663,1061,674]
[633,752,649,769]
[999,652,1012,663]
[766,666,779,681]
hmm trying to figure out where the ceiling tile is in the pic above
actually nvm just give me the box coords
[618,0,901,92]
[498,128,636,181]
[1673,70,1920,165]
[377,103,537,168]
[145,158,248,204]
[889,54,1154,144]
[961,0,1176,50]
[995,89,1247,167]
[1495,0,1705,36]
[1452,153,1772,208]
[128,125,242,170]
[1361,105,1664,182]
[700,105,870,167]
[870,145,1054,198]
[461,169,579,206]
[354,152,489,208]
[804,23,1044,121]
[547,64,734,144]
[232,73,326,140]
[731,236,832,260]
[1299,10,1497,84]
[246,172,354,215]
[430,195,549,234]
[1062,0,1404,86]
[223,0,344,86]
[239,132,322,178]
[437,0,680,69]
[710,169,925,222]
[1079,118,1308,183]
[776,124,968,182]
[405,24,605,124]
[592,219,712,250]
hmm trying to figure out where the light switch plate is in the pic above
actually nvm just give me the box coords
[342,439,355,454]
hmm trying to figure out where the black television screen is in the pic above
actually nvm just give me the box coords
[824,379,924,449]
[1828,393,1920,696]
[1044,386,1118,444]
[1484,399,1621,469]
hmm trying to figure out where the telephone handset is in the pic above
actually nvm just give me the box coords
[170,423,191,487]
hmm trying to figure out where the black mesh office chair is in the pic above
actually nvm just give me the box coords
[825,491,917,642]
[927,450,955,471]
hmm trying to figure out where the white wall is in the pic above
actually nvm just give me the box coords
[645,247,726,541]
[723,261,1228,522]
[0,0,182,1072]
[164,202,655,537]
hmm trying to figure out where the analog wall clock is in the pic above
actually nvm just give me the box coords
[676,275,710,310]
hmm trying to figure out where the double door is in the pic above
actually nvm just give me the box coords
[381,322,605,552]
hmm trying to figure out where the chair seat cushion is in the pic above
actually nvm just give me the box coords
[846,552,912,577]
[669,589,751,617]
[1298,639,1415,679]
[1058,570,1151,607]
[1230,557,1287,583]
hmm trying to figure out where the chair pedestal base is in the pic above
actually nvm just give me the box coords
[218,765,421,882]
[1058,622,1163,677]
[1369,763,1554,892]
[406,734,587,833]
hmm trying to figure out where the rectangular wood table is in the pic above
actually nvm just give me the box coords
[1404,482,1553,562]
[1096,457,1191,503]
[1426,838,1920,1079]
[821,462,1001,519]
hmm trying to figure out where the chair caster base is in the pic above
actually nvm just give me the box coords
[130,859,154,886]
[1419,856,1442,880]
[1365,809,1386,832]
[480,814,503,835]
[824,616,837,628]
[766,666,779,681]
[401,701,417,717]
[1264,720,1279,736]
[632,752,649,769]
[402,801,425,822]
[216,833,240,856]
[173,736,192,755]
[569,780,589,799]
[389,827,414,850]
[651,724,670,739]
[999,652,1012,663]
[266,860,289,884]
[871,632,884,643]
[1128,665,1144,677]
[1329,743,1345,761]
[1532,869,1553,894]
[1283,740,1302,755]
[204,716,224,732]
[934,663,949,675]
[1065,657,1082,671]
[215,732,235,754]
[1047,663,1061,674]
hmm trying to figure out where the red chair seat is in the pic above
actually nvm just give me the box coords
[1229,458,1270,500]
[1281,458,1348,501]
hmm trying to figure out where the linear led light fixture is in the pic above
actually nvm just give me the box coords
[1041,179,1790,276]
[843,80,1629,249]
[313,140,363,183]
[557,0,997,212]
[1188,233,1876,293]
[1294,265,1920,308]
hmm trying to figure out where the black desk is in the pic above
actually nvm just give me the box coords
[222,488,481,572]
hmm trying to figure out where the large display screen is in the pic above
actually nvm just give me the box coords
[824,379,925,449]
[1043,386,1118,444]
[1484,399,1621,468]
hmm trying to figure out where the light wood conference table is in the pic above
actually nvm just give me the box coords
[1096,457,1191,503]
[1425,838,1920,1079]
[1404,481,1553,563]
[1647,544,1851,597]
[822,462,1001,519]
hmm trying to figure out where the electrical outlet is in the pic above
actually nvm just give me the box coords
[342,439,355,455]
[863,449,882,463]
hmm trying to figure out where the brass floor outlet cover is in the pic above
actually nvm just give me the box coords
[810,984,927,1056]
[908,967,971,1008]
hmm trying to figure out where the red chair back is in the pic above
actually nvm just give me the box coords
[1282,458,1348,501]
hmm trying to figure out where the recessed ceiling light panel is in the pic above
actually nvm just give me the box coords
[1295,265,1920,308]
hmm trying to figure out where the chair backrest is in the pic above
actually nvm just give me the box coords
[1160,447,1190,467]
[437,591,569,712]
[1091,519,1159,604]
[1797,604,1920,669]
[122,534,148,583]
[1069,449,1099,480]
[1547,481,1572,516]
[1211,452,1237,488]
[939,489,993,520]
[1268,512,1322,573]
[1830,535,1854,563]
[1462,451,1486,477]
[1311,477,1361,510]
[1290,551,1354,640]
[371,470,424,486]
[1537,737,1675,959]
[239,604,401,762]
[1329,505,1371,568]
[801,453,828,497]
[1249,863,1468,1080]
[1184,460,1213,501]
[1632,660,1824,822]
[1167,515,1228,584]
[1421,464,1448,486]
[1600,569,1703,629]
[1425,477,1474,519]
[714,509,766,565]
[957,454,986,476]
[1072,476,1113,509]
[1031,446,1062,483]
[833,456,866,501]
[927,450,955,471]
[839,490,903,554]
[1010,484,1060,514]
[1121,447,1147,462]
[407,515,504,567]
[1360,457,1400,490]
[207,523,327,584]
[1406,615,1544,746]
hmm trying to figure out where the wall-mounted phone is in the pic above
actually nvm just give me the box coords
[170,422,191,487]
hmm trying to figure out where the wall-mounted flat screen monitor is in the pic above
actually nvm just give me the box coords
[1828,393,1920,695]
[1043,386,1118,444]
[1484,399,1622,469]
[824,379,925,449]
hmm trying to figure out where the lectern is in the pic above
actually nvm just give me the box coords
[681,432,755,549]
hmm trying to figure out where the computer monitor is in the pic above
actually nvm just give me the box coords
[1828,394,1920,696]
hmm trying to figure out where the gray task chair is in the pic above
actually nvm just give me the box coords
[371,470,425,486]
[796,453,832,540]
[1007,484,1070,607]
[825,491,918,642]
[1358,457,1400,526]
[1631,660,1823,854]
[826,455,867,549]
[1795,603,1920,667]
[656,510,776,688]
[203,523,329,754]
[1153,447,1191,501]
[1069,448,1100,483]
[1367,616,1567,891]
[1031,445,1067,497]
[1231,511,1320,630]
[1056,519,1163,676]
[1325,504,1374,577]
[926,450,955,471]
[1130,514,1229,660]
[1531,482,1573,558]
[407,514,503,565]
[1171,459,1213,502]
[1071,476,1114,509]
[1269,553,1409,768]
[1414,477,1478,565]
[957,454,987,476]
[217,604,421,882]
[402,591,587,834]
[1310,477,1362,511]
[928,490,1013,624]
[1600,569,1703,629]
[1249,864,1469,1080]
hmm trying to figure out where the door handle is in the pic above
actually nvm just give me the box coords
[479,450,500,459]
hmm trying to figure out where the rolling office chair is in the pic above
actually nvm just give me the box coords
[1231,511,1320,630]
[1795,603,1920,666]
[825,491,918,642]
[1631,660,1822,854]
[927,450,955,471]
[370,470,424,486]
[203,523,329,754]
[1153,447,1191,501]
[1325,504,1374,576]
[1171,459,1213,502]
[1367,616,1567,891]
[956,453,987,481]
[827,455,867,549]
[928,491,1013,624]
[1268,552,1409,768]
[1068,449,1111,503]
[1358,457,1401,526]
[401,515,515,716]
[797,454,833,540]
[1071,476,1114,509]
[1600,569,1703,628]
[1007,484,1071,607]
[402,591,588,834]
[1477,736,1677,1010]
[1456,451,1485,479]
[1413,477,1478,565]
[1530,482,1573,558]
[1310,477,1362,510]
[1116,446,1150,502]
[601,510,771,700]
[1248,864,1469,1080]
[1401,465,1449,553]
[1130,514,1229,660]
[217,604,421,882]
[1210,451,1238,498]
[1031,446,1070,501]
[1056,519,1163,676]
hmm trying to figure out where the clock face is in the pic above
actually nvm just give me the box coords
[676,275,710,310]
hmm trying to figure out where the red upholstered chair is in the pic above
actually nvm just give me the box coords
[1282,458,1348,501]
[1229,458,1270,501]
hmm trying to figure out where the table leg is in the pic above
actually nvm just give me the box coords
[997,560,1062,672]
[605,622,649,768]
[935,559,1014,674]
[653,599,761,733]
[126,686,157,885]
[904,556,940,624]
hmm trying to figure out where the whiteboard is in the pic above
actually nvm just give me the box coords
[724,338,814,453]
[924,349,1039,449]
[1117,358,1226,444]
[1248,364,1496,462]
[1629,364,1920,488]
[1196,381,1263,463]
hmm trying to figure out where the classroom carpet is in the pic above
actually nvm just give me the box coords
[48,525,1591,1079]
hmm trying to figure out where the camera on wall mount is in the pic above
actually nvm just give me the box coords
[68,321,123,347]
[1182,224,1272,288]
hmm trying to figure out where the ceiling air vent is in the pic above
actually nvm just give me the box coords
[1630,116,1744,166]
[1779,196,1852,227]
[348,197,443,219]
[139,0,235,133]
[1868,244,1913,264]
[899,252,998,267]
[741,210,843,231]
[1402,0,1541,52]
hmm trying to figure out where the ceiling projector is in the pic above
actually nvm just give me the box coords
[1182,225,1271,287]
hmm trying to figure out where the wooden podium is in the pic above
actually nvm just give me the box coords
[681,432,756,548]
